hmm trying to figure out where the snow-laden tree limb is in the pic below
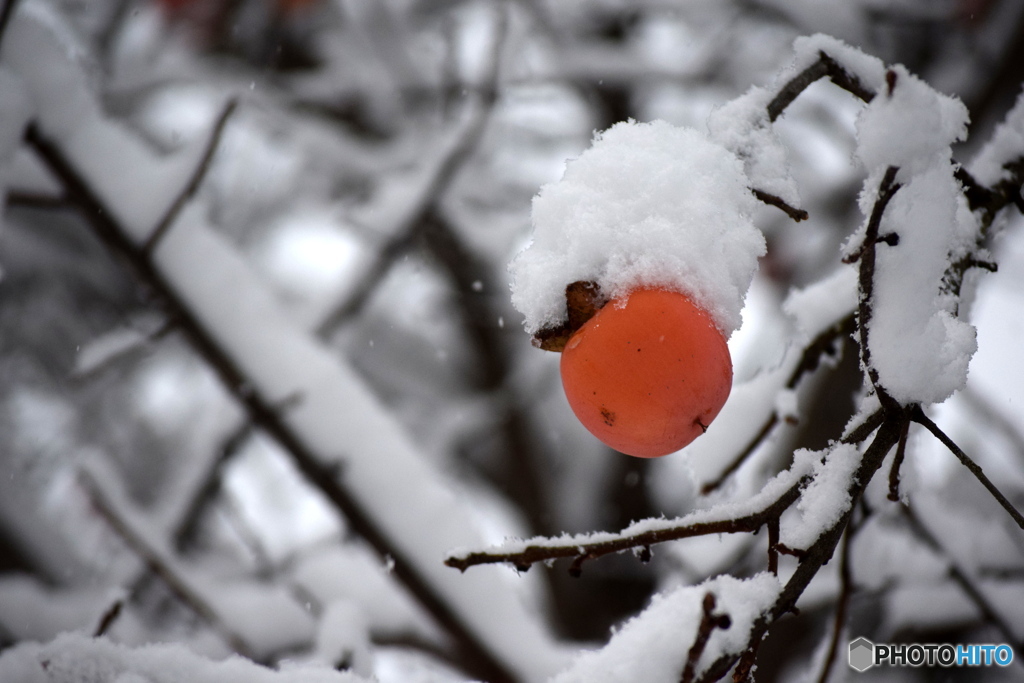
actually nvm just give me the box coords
[449,34,1024,682]
[8,5,567,681]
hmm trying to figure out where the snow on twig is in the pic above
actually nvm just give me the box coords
[445,418,887,574]
[314,3,509,339]
[13,5,564,675]
[24,120,541,682]
[454,32,1024,680]
[680,594,732,683]
[144,98,239,253]
[78,469,256,659]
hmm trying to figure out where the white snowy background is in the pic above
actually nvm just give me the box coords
[0,1,1023,682]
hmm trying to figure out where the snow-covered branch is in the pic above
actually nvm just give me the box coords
[449,32,1024,681]
[23,119,536,683]
[3,4,1024,683]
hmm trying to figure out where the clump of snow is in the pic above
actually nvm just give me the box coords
[846,58,980,405]
[791,34,887,93]
[782,264,857,338]
[291,544,438,640]
[857,163,978,404]
[201,580,317,659]
[509,119,765,337]
[969,86,1024,187]
[707,86,800,209]
[856,66,968,176]
[780,443,860,549]
[0,632,367,683]
[3,4,207,239]
[550,573,780,683]
[312,601,373,676]
[449,447,821,563]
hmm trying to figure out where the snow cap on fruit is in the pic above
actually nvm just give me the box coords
[509,119,766,338]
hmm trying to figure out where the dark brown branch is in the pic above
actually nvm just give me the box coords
[144,98,238,253]
[887,417,910,501]
[944,158,1024,302]
[751,189,808,222]
[173,422,253,552]
[843,408,886,445]
[766,517,780,575]
[5,190,71,210]
[959,159,1024,224]
[960,386,1024,461]
[446,476,807,573]
[25,124,516,683]
[93,598,124,638]
[79,471,255,658]
[815,522,855,683]
[901,503,1024,652]
[697,415,905,683]
[767,51,875,123]
[681,594,732,683]
[450,404,888,575]
[850,166,901,405]
[910,405,1024,531]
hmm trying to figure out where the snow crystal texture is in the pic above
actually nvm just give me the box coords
[853,66,978,404]
[509,120,765,337]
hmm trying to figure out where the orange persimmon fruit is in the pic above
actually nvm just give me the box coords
[559,287,732,458]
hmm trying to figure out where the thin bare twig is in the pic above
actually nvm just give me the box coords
[5,190,71,210]
[144,98,239,253]
[767,51,875,123]
[849,165,901,407]
[815,521,856,683]
[315,4,509,339]
[79,471,255,658]
[93,598,124,637]
[25,124,517,683]
[767,517,780,575]
[959,386,1024,460]
[173,421,253,552]
[945,158,1024,303]
[901,502,1024,654]
[910,405,1024,531]
[751,189,808,222]
[887,417,910,501]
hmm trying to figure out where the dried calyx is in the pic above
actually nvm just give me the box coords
[532,280,607,351]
